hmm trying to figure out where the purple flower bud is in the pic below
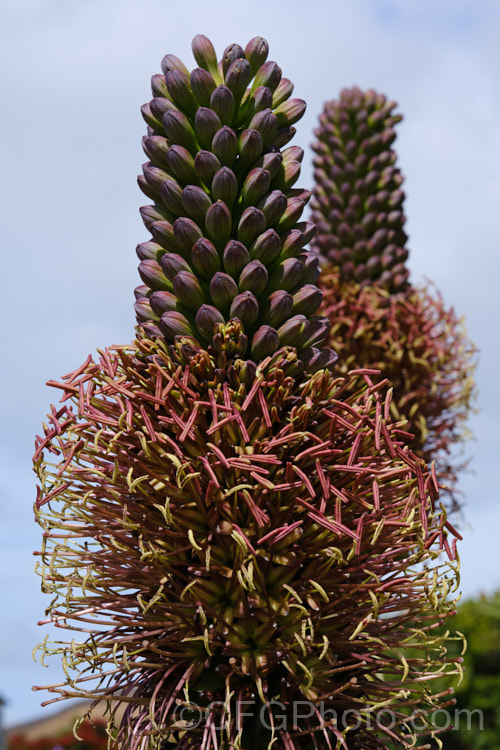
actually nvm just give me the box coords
[301,347,338,373]
[249,229,281,264]
[173,270,204,309]
[239,259,268,296]
[142,164,170,194]
[223,240,250,277]
[191,35,219,77]
[210,85,235,126]
[303,316,331,348]
[299,253,321,285]
[165,144,197,184]
[191,237,220,278]
[165,70,197,116]
[292,285,323,316]
[245,86,273,121]
[244,36,269,75]
[194,150,221,184]
[160,178,184,216]
[140,103,163,132]
[142,322,163,339]
[274,98,306,127]
[296,221,317,244]
[181,186,212,224]
[242,168,271,207]
[209,272,238,310]
[134,284,149,299]
[205,200,232,247]
[248,108,278,144]
[257,190,287,226]
[282,145,304,164]
[161,53,189,76]
[173,216,203,253]
[269,257,303,292]
[194,107,222,150]
[238,129,264,167]
[142,135,168,165]
[190,67,217,107]
[263,290,294,327]
[275,198,306,232]
[274,160,301,191]
[272,126,296,149]
[150,220,179,252]
[140,205,171,230]
[150,290,178,315]
[138,259,171,291]
[212,167,238,207]
[162,110,197,153]
[212,126,238,166]
[150,97,177,122]
[251,325,280,360]
[253,61,282,92]
[279,229,306,259]
[238,207,266,246]
[222,43,245,75]
[195,304,225,341]
[225,58,252,103]
[159,310,194,339]
[160,252,191,281]
[252,151,283,178]
[151,74,169,98]
[277,314,311,348]
[134,298,158,323]
[272,77,294,108]
[136,241,163,261]
[230,291,259,328]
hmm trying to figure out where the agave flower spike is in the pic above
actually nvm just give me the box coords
[34,40,462,750]
[311,87,477,508]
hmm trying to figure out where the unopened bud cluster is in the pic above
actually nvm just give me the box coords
[135,34,335,370]
[311,87,409,293]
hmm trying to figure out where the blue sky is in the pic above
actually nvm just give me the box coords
[1,0,499,728]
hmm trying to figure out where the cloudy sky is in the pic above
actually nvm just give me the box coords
[1,0,499,728]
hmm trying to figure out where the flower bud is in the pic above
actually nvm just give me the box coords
[150,220,179,252]
[159,310,194,339]
[257,189,287,226]
[296,221,317,244]
[292,285,323,316]
[238,207,266,246]
[134,284,149,299]
[238,129,264,167]
[136,241,163,261]
[274,160,301,191]
[191,237,221,278]
[222,43,245,74]
[299,253,321,285]
[140,102,163,132]
[249,228,281,264]
[277,314,311,348]
[181,186,212,224]
[253,61,282,92]
[138,172,164,202]
[141,322,163,339]
[142,135,168,165]
[301,347,338,373]
[165,70,197,116]
[194,150,221,184]
[150,97,177,122]
[272,126,296,149]
[249,108,278,144]
[162,110,198,154]
[140,205,171,230]
[252,151,282,178]
[263,290,293,327]
[210,85,235,126]
[143,164,170,194]
[243,86,273,123]
[242,36,267,73]
[269,257,303,292]
[212,126,238,166]
[210,272,238,311]
[190,67,217,107]
[173,270,204,309]
[205,200,232,247]
[151,74,169,98]
[194,107,222,150]
[251,325,280,359]
[275,198,306,232]
[282,145,304,164]
[212,167,238,207]
[139,259,171,291]
[242,168,271,207]
[191,34,219,78]
[173,216,203,253]
[195,304,225,341]
[160,252,191,281]
[239,260,268,296]
[230,291,259,328]
[165,144,197,184]
[303,316,331,348]
[274,98,306,127]
[223,240,250,277]
[150,290,178,315]
[279,229,306,259]
[160,178,184,216]
[272,77,294,108]
[134,297,158,322]
[161,53,189,76]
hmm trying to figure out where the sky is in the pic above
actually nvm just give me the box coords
[1,0,499,729]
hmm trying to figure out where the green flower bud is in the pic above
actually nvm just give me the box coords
[159,310,194,338]
[194,107,222,150]
[212,126,238,166]
[150,290,178,315]
[292,285,323,316]
[209,272,238,310]
[195,304,225,341]
[230,291,259,328]
[239,259,268,295]
[173,216,203,253]
[272,77,294,108]
[242,168,271,207]
[210,85,235,126]
[249,228,281,264]
[181,186,212,224]
[191,34,219,79]
[244,36,269,75]
[165,145,197,184]
[190,67,217,107]
[191,237,221,279]
[253,60,282,92]
[238,129,264,167]
[150,220,179,252]
[205,200,232,247]
[162,110,198,154]
[273,160,301,191]
[194,150,221,184]
[251,325,280,359]
[139,259,171,291]
[160,252,191,281]
[173,270,204,309]
[151,74,169,98]
[165,70,197,116]
[275,198,306,232]
[274,98,306,127]
[223,240,250,277]
[257,189,287,226]
[263,289,293,327]
[212,167,238,207]
[160,178,184,216]
[277,314,311,347]
[136,241,163,261]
